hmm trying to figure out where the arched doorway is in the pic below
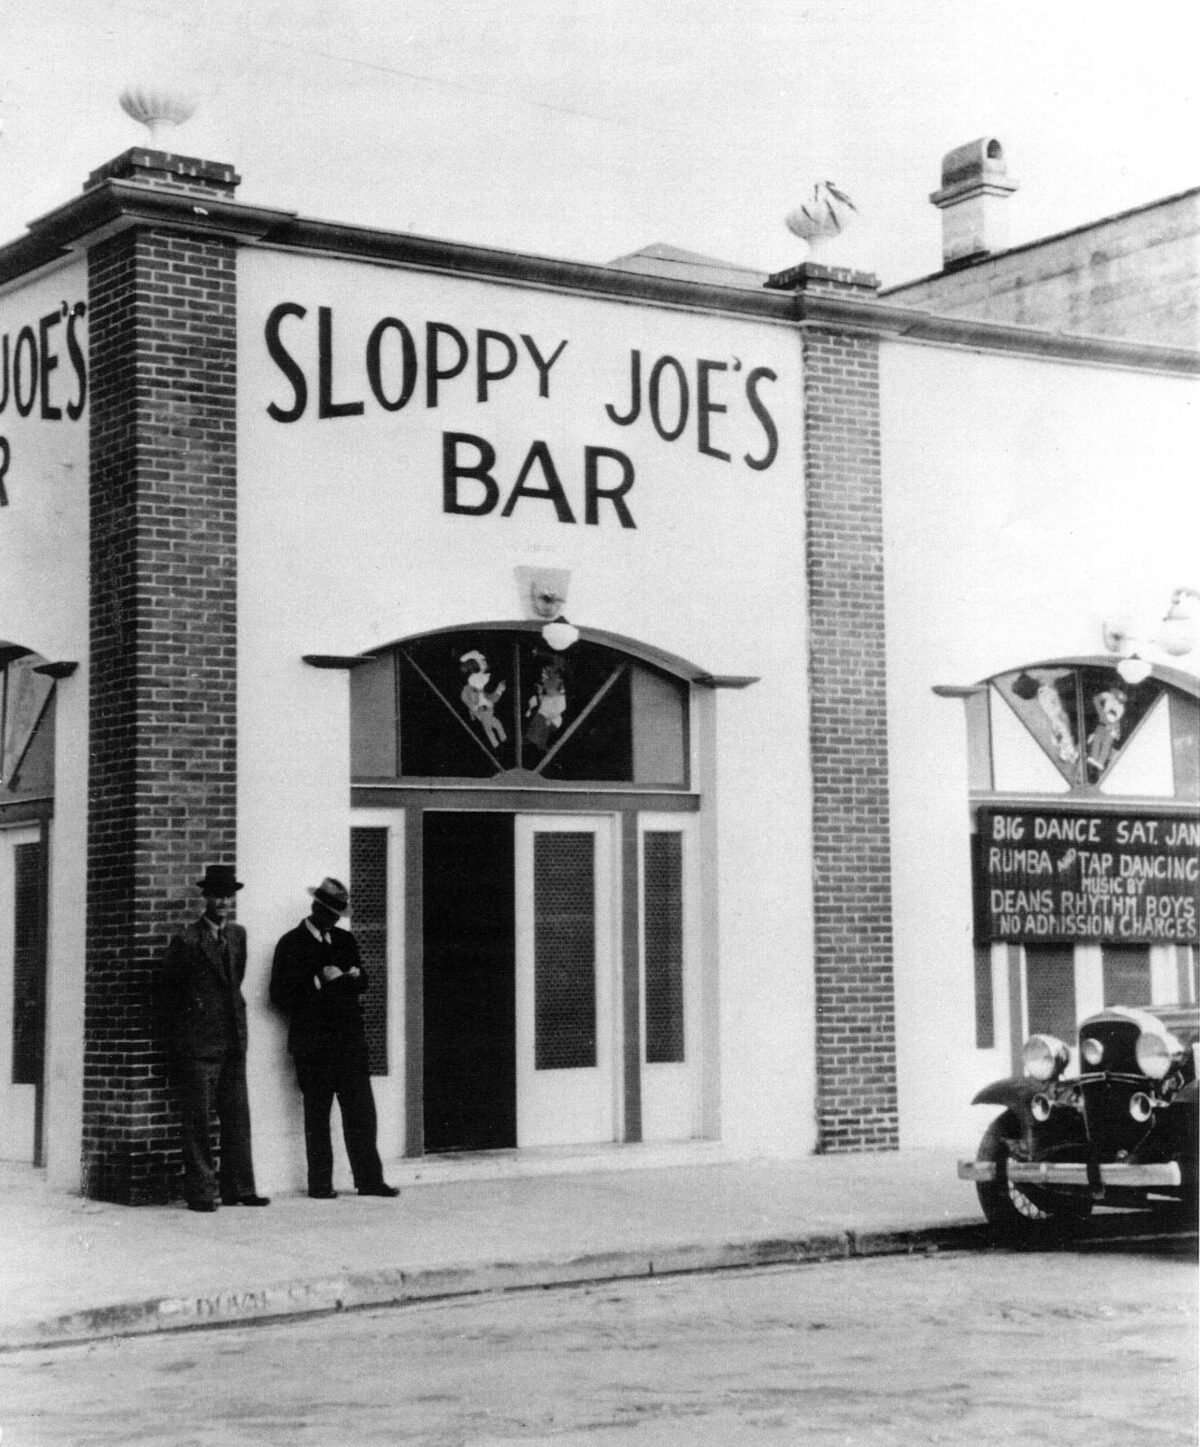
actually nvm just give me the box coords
[348,624,706,1156]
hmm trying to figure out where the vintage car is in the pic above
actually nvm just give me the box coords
[959,1003,1199,1242]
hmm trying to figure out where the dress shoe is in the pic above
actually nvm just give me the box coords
[187,1199,218,1213]
[308,1188,338,1199]
[233,1194,271,1206]
[358,1183,400,1197]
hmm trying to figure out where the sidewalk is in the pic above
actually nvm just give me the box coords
[0,1147,985,1351]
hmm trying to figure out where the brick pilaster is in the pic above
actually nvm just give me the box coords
[785,262,899,1152]
[84,219,238,1202]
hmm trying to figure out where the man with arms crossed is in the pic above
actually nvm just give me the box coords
[270,877,398,1200]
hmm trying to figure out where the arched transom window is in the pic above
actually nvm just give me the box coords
[351,628,690,787]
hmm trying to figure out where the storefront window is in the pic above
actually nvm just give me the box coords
[351,630,689,787]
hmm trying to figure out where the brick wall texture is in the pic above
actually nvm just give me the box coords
[84,225,238,1203]
[802,321,899,1152]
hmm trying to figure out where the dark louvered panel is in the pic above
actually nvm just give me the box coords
[1025,944,1076,1041]
[12,841,46,1086]
[534,833,596,1070]
[644,832,684,1064]
[1101,945,1151,1007]
[350,827,388,1076]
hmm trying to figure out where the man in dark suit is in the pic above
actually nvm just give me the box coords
[270,877,398,1200]
[162,864,269,1212]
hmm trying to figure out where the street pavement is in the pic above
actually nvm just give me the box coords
[0,1145,986,1350]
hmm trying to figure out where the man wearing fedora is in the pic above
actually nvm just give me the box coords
[270,877,398,1200]
[162,865,269,1212]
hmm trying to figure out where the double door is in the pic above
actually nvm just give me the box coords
[422,812,616,1153]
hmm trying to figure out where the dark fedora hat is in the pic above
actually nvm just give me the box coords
[308,876,350,916]
[197,864,243,895]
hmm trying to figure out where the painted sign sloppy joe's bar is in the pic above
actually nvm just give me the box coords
[0,142,1196,1201]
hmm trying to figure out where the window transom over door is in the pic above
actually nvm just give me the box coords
[515,815,617,1147]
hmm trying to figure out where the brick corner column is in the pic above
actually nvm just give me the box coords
[780,260,899,1153]
[84,158,241,1203]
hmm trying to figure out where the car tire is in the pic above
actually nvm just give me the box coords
[975,1110,1092,1246]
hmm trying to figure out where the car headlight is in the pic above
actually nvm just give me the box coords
[1135,1030,1184,1080]
[1081,1035,1104,1066]
[1022,1033,1070,1082]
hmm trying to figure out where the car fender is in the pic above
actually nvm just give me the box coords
[971,1077,1039,1122]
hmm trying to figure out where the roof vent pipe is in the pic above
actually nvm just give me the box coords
[929,137,1018,269]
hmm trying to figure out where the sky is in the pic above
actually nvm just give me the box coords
[0,0,1197,287]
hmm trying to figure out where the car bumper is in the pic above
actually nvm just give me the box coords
[958,1160,1183,1188]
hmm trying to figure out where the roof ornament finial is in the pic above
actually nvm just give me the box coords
[119,83,196,149]
[784,181,858,257]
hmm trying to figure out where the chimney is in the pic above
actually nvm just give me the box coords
[930,137,1018,269]
[83,149,241,201]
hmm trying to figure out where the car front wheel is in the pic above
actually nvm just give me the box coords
[975,1111,1092,1245]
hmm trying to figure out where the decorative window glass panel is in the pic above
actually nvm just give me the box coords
[1168,694,1200,796]
[631,668,687,785]
[350,655,398,779]
[994,665,1163,789]
[1,653,55,798]
[369,630,687,787]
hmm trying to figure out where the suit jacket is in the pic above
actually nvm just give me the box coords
[270,922,369,1058]
[161,918,249,1060]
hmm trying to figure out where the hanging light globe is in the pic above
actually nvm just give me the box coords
[1116,655,1153,685]
[542,619,580,652]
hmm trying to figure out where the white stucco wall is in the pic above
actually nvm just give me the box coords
[880,339,1200,1152]
[0,258,89,1183]
[236,248,812,1186]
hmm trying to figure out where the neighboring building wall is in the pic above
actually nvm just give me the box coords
[85,195,239,1203]
[879,338,1200,1150]
[0,258,90,1186]
[884,189,1200,348]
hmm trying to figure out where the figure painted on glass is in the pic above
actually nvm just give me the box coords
[1012,670,1079,767]
[526,660,567,751]
[459,650,507,747]
[1035,680,1080,766]
[1085,686,1127,778]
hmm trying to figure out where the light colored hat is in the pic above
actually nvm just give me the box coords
[308,877,349,915]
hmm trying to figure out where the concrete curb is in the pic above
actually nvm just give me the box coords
[1,1219,989,1353]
